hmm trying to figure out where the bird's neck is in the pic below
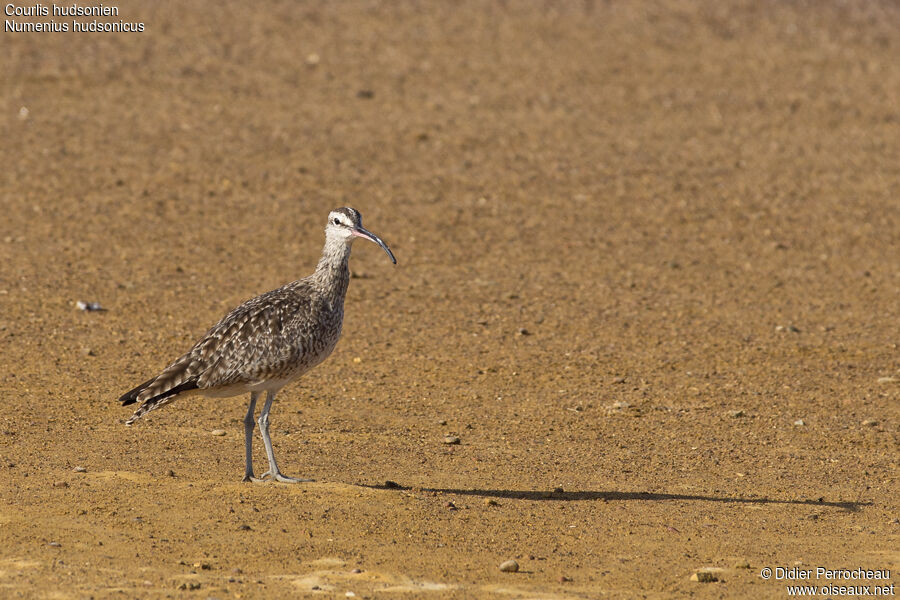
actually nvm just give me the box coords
[313,236,351,303]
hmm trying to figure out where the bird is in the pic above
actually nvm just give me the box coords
[118,207,396,483]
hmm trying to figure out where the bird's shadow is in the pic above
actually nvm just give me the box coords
[364,483,869,513]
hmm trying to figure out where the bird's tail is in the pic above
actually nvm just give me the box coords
[120,358,200,425]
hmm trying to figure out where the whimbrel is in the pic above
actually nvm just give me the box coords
[118,207,396,482]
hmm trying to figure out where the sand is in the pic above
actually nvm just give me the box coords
[1,1,898,598]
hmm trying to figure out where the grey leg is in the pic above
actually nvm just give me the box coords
[241,392,258,482]
[257,390,312,483]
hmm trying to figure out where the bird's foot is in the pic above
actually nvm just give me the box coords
[270,471,314,483]
[248,470,313,484]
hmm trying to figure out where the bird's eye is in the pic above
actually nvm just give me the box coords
[332,218,341,226]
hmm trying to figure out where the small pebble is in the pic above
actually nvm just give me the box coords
[691,569,720,583]
[876,377,896,384]
[443,436,460,445]
[727,410,745,418]
[75,301,105,312]
[48,541,61,547]
[437,419,447,426]
[499,560,519,573]
[356,89,374,99]
[18,106,29,120]
[350,568,362,574]
[166,469,176,477]
[793,419,805,427]
[383,480,401,489]
[238,524,252,531]
[73,466,86,473]
[734,559,751,569]
[559,576,572,582]
[517,328,530,336]
[211,429,226,436]
[861,419,878,427]
[484,499,499,506]
[177,582,201,590]
[305,53,320,66]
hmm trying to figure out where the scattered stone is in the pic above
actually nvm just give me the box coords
[353,357,362,363]
[193,562,211,570]
[606,401,630,413]
[690,569,720,583]
[553,487,564,493]
[18,106,29,120]
[446,501,457,510]
[437,419,447,426]
[211,429,226,436]
[238,524,252,531]
[383,480,401,489]
[727,410,745,418]
[794,419,805,427]
[861,419,878,427]
[484,498,499,506]
[53,481,69,488]
[177,582,201,590]
[75,301,105,312]
[443,436,460,445]
[166,469,176,477]
[734,559,751,569]
[350,568,362,574]
[517,328,530,336]
[73,466,87,473]
[559,576,572,582]
[305,53,320,66]
[613,377,626,384]
[48,541,61,547]
[499,560,519,573]
[877,377,897,384]
[356,89,374,99]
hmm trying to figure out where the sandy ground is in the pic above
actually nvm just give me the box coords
[1,1,899,598]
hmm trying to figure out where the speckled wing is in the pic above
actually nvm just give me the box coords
[189,285,315,389]
[122,282,317,423]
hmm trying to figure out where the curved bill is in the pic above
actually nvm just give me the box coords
[352,226,397,264]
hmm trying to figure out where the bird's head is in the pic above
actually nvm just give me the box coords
[326,207,396,264]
